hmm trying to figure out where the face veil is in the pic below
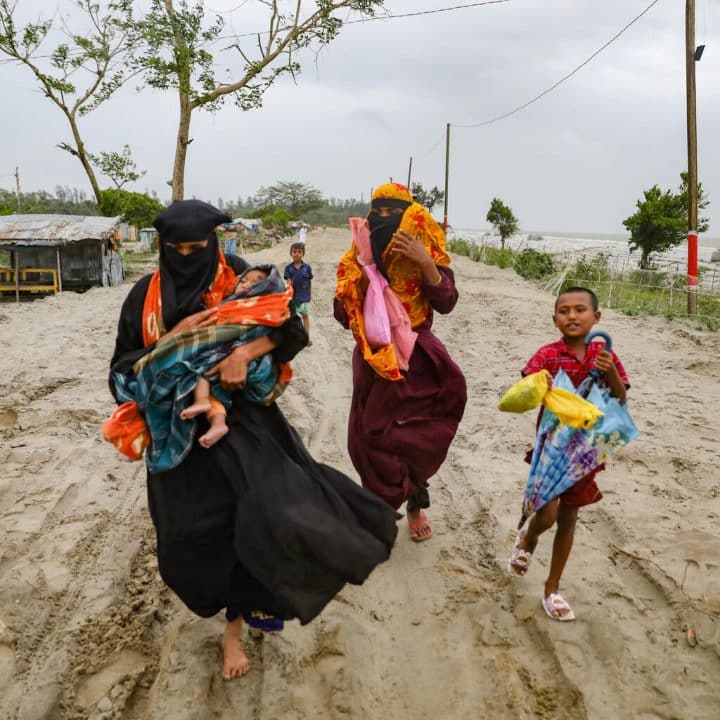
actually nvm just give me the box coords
[152,200,230,329]
[367,197,411,278]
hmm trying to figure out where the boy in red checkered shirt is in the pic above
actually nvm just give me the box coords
[508,287,629,621]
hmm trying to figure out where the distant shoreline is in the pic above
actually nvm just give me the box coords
[453,228,720,249]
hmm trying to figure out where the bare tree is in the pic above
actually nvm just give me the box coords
[0,0,138,203]
[134,0,385,201]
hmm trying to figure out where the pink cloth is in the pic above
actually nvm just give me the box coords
[350,217,372,265]
[363,264,392,348]
[350,217,417,371]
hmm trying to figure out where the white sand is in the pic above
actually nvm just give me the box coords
[0,228,718,720]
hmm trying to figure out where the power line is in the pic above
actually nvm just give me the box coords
[453,0,663,129]
[216,0,511,40]
[205,0,251,14]
[415,130,446,162]
[341,0,511,24]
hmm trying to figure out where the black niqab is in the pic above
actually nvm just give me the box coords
[367,198,411,279]
[153,200,231,329]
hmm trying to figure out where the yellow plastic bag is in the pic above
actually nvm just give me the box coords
[543,387,603,430]
[498,370,604,430]
[497,370,551,413]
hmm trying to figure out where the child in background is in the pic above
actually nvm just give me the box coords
[508,286,630,621]
[180,266,270,447]
[284,242,313,337]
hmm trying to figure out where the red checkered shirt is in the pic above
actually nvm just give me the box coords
[522,338,630,389]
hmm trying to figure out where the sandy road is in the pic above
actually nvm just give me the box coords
[0,228,718,719]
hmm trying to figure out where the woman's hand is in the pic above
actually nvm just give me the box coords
[391,230,432,268]
[209,346,250,391]
[163,308,218,339]
[391,230,442,285]
[209,336,277,392]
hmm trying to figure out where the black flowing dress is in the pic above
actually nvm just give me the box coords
[109,254,398,624]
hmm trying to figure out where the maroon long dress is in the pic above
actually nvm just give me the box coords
[334,266,467,511]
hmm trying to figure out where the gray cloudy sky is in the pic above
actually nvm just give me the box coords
[2,0,720,234]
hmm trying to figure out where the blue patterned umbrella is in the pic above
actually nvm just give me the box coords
[518,331,640,529]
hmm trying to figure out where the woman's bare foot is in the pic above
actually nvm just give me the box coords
[180,401,212,420]
[222,618,250,680]
[198,423,229,448]
[407,509,432,542]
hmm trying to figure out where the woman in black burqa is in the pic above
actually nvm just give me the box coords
[109,200,398,680]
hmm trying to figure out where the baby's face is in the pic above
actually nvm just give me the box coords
[236,269,268,291]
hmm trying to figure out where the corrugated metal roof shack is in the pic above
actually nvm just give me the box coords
[0,215,124,299]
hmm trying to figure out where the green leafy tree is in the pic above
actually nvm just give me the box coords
[410,182,444,213]
[486,197,519,249]
[254,181,324,218]
[0,0,138,203]
[89,144,146,189]
[132,0,384,201]
[623,173,710,269]
[98,188,165,228]
[0,186,98,214]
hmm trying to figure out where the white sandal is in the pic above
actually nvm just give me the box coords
[541,593,576,622]
[507,531,532,576]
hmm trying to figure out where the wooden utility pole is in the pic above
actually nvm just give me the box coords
[14,166,20,212]
[407,157,413,189]
[686,0,699,315]
[443,123,451,231]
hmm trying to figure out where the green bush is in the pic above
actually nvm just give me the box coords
[514,248,556,280]
[98,188,164,228]
[447,238,473,256]
[484,246,515,268]
[565,253,611,285]
[260,208,292,236]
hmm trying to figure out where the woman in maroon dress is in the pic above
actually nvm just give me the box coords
[334,183,467,541]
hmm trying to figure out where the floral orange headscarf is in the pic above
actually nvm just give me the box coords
[335,183,451,381]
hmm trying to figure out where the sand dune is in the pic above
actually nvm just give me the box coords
[0,228,718,720]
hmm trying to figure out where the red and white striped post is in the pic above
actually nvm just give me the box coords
[688,230,698,292]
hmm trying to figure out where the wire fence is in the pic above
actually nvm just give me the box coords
[447,237,720,330]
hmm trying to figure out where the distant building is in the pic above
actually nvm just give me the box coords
[0,214,124,295]
[222,218,260,233]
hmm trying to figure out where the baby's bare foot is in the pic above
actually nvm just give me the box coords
[180,401,212,420]
[222,619,250,680]
[199,423,229,448]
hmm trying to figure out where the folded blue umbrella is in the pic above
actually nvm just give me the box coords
[519,331,640,529]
